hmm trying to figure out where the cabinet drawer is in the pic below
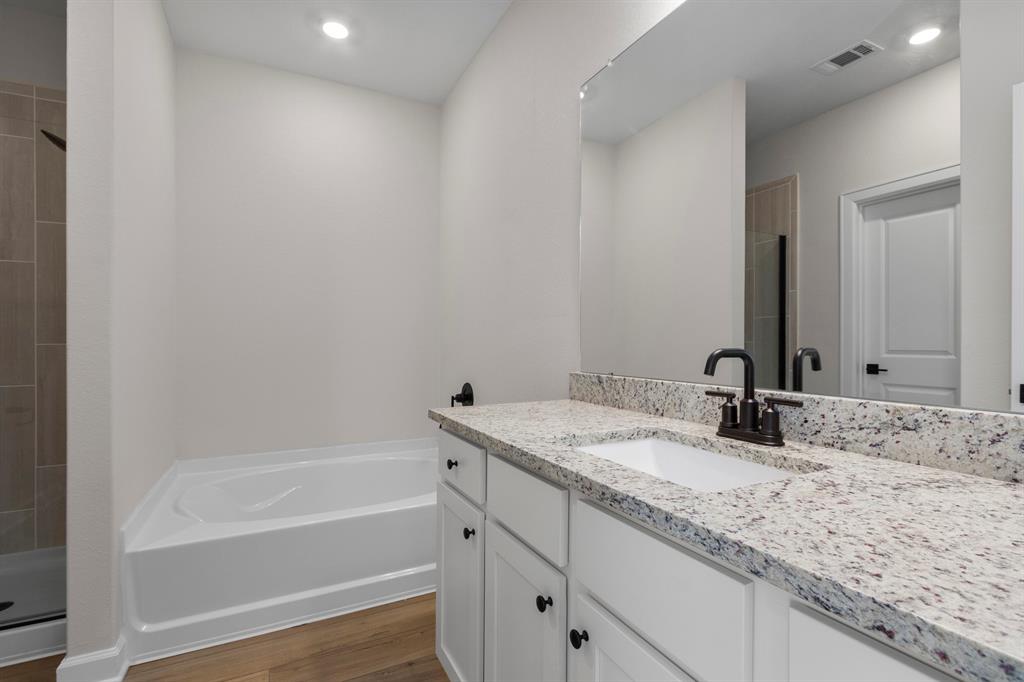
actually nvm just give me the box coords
[438,429,486,505]
[486,454,569,566]
[573,500,753,681]
[436,483,485,682]
[789,606,955,682]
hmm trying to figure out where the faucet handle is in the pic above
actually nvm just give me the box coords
[761,397,804,439]
[765,397,803,409]
[705,390,739,428]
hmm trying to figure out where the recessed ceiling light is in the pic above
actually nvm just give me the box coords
[909,27,941,45]
[322,21,349,40]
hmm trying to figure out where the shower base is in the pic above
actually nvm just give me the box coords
[0,547,66,666]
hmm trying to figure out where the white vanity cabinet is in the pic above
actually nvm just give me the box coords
[484,520,567,681]
[436,482,485,682]
[568,593,694,682]
[435,428,958,682]
[572,500,753,681]
[788,606,956,682]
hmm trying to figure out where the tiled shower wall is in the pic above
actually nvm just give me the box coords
[0,80,66,554]
[744,175,799,389]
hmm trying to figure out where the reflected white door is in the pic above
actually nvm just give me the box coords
[860,183,960,405]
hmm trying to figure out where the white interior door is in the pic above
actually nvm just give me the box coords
[859,183,961,405]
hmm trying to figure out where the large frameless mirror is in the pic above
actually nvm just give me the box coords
[580,0,1024,413]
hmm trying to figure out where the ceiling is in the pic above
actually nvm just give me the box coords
[582,0,960,144]
[162,0,511,104]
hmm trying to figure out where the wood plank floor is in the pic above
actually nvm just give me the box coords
[0,594,447,682]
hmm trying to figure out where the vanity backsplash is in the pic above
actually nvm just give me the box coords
[570,372,1024,483]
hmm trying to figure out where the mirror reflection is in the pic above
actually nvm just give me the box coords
[581,0,1021,412]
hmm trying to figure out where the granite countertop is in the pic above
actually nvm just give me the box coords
[428,399,1024,682]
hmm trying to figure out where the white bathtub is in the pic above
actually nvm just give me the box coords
[122,438,437,662]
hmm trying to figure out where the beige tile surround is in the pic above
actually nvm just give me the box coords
[744,174,799,389]
[0,79,66,554]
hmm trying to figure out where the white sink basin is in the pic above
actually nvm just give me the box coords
[577,438,792,492]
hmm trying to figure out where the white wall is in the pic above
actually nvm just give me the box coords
[175,51,440,458]
[580,139,616,372]
[0,3,66,89]
[582,79,746,383]
[747,59,961,395]
[440,0,681,406]
[961,0,1024,410]
[66,0,177,660]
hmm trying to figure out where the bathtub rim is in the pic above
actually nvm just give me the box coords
[132,490,437,552]
[172,452,436,523]
[122,436,438,552]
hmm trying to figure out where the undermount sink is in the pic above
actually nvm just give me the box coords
[577,438,792,492]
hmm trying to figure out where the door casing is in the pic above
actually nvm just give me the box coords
[839,165,962,400]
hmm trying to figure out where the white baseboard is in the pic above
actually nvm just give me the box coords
[56,635,130,682]
[436,642,459,682]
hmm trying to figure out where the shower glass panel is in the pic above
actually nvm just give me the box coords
[745,230,787,389]
[0,79,67,634]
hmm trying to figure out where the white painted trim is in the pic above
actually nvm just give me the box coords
[1011,82,1024,412]
[838,165,962,397]
[56,635,130,682]
[0,618,65,667]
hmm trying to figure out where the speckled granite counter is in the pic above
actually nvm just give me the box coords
[428,399,1024,682]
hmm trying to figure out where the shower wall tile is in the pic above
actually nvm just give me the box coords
[0,116,34,138]
[36,223,66,343]
[35,99,65,128]
[0,93,33,121]
[0,135,34,261]
[0,386,34,512]
[36,126,65,222]
[744,266,753,343]
[770,184,790,235]
[35,465,65,548]
[753,189,772,233]
[0,262,35,385]
[753,238,780,315]
[36,345,66,467]
[0,510,34,553]
[754,316,780,387]
[34,87,65,103]
[0,81,33,97]
[0,82,66,556]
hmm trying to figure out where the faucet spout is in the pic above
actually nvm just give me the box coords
[792,347,822,392]
[703,348,756,400]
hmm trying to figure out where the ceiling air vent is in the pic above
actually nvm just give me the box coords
[811,40,883,75]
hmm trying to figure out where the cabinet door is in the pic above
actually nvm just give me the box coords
[789,606,956,682]
[568,593,694,682]
[485,520,567,682]
[437,483,485,682]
